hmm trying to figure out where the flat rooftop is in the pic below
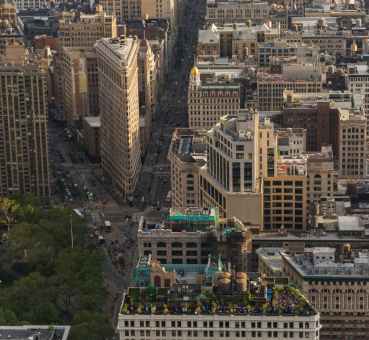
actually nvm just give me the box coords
[84,116,101,128]
[0,326,70,340]
[253,230,368,242]
[169,128,206,163]
[282,250,369,280]
[256,247,283,274]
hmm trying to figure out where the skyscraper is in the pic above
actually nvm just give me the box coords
[0,43,50,198]
[95,36,141,200]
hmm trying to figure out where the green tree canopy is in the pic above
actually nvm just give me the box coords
[0,197,113,340]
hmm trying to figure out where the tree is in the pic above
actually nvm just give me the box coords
[0,197,113,339]
[70,311,114,340]
[0,198,19,233]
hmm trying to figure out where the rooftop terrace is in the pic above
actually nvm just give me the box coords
[121,285,316,317]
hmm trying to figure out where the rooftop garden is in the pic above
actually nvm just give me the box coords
[120,285,315,317]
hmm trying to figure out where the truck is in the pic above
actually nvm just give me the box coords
[103,220,112,232]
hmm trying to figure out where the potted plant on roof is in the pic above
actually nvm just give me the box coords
[121,304,129,314]
[211,301,217,314]
[151,303,156,314]
[163,304,169,314]
[137,303,143,314]
[195,302,202,315]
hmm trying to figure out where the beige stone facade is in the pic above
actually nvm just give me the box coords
[54,6,116,119]
[168,128,206,209]
[0,0,16,23]
[197,23,281,63]
[0,45,50,198]
[60,47,99,124]
[100,0,176,24]
[198,113,263,225]
[258,119,278,179]
[257,64,322,111]
[57,6,117,49]
[282,249,369,340]
[276,128,306,157]
[307,146,338,214]
[0,1,23,56]
[188,65,241,129]
[338,110,367,177]
[206,0,270,26]
[96,36,141,200]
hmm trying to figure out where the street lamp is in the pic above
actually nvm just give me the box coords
[70,213,74,249]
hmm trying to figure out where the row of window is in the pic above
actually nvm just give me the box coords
[123,320,314,329]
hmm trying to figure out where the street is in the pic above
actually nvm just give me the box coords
[47,0,205,327]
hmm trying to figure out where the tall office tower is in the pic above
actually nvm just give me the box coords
[338,110,367,177]
[95,36,141,200]
[60,47,99,124]
[0,43,50,198]
[199,111,263,225]
[188,64,241,130]
[54,5,116,120]
[57,5,117,49]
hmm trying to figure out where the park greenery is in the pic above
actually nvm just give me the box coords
[0,196,114,340]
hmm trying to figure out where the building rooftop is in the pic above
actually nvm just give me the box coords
[121,283,316,317]
[0,326,70,340]
[337,215,363,232]
[281,248,369,280]
[339,109,366,121]
[256,247,284,274]
[253,230,368,242]
[96,36,138,63]
[198,29,219,44]
[84,116,101,128]
[169,128,206,163]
